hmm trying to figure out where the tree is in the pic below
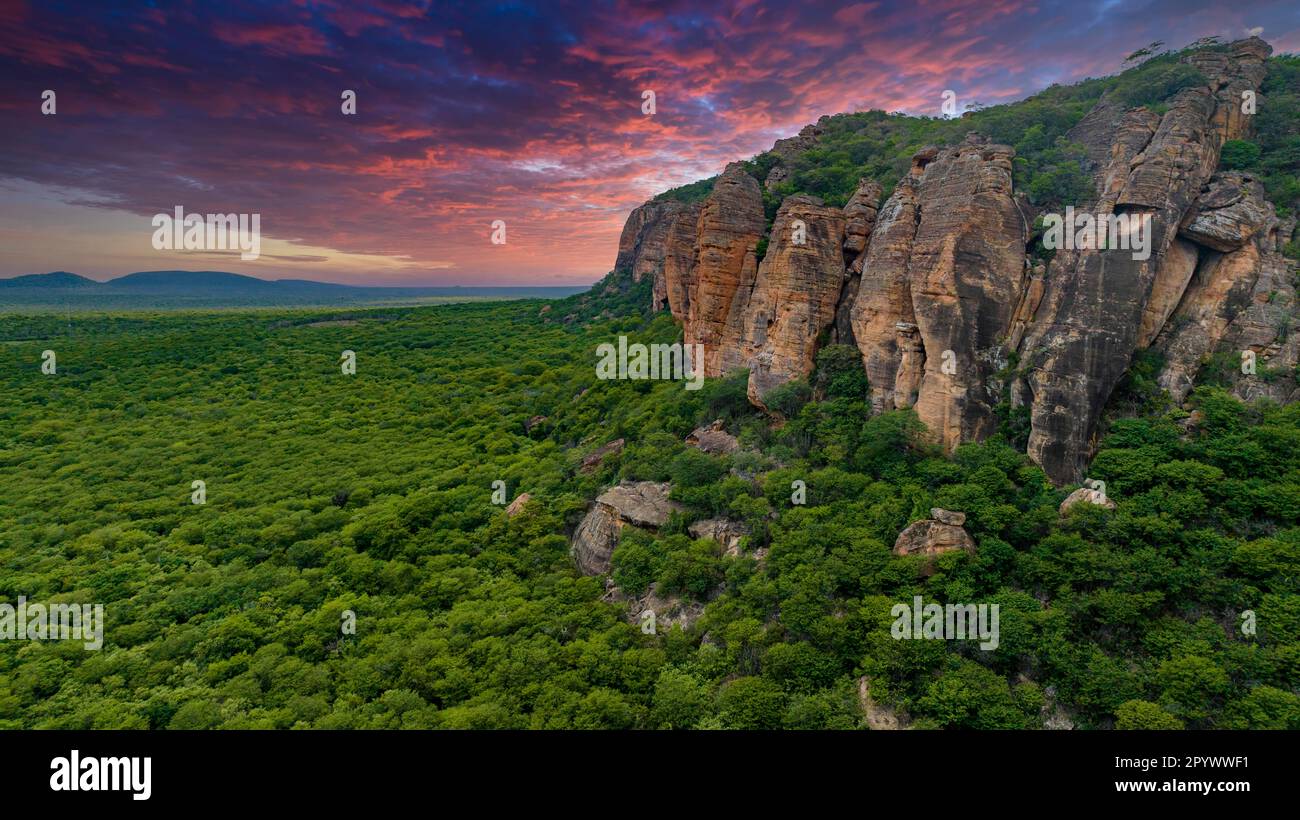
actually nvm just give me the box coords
[1115,700,1184,730]
[717,677,786,730]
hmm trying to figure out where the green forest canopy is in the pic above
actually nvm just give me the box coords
[1,284,1298,729]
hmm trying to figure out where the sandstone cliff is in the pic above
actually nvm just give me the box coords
[611,36,1296,485]
[742,194,847,409]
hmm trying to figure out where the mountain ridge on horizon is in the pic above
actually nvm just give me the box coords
[0,269,589,295]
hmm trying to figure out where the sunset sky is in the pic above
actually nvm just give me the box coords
[1,0,1298,286]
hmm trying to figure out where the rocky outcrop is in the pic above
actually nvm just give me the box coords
[605,581,707,632]
[1017,37,1275,483]
[834,178,884,344]
[850,135,1027,451]
[616,200,688,312]
[742,195,847,407]
[849,166,924,415]
[907,136,1027,451]
[892,511,976,559]
[688,517,750,556]
[765,121,826,191]
[685,419,740,454]
[1154,177,1298,405]
[570,481,684,576]
[857,676,910,730]
[609,36,1291,486]
[580,438,625,473]
[571,502,621,576]
[1180,172,1275,252]
[1059,486,1116,515]
[504,493,532,517]
[684,164,767,376]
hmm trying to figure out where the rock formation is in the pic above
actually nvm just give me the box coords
[892,509,976,560]
[1058,487,1116,515]
[504,493,532,517]
[685,420,740,454]
[1018,36,1275,483]
[570,481,683,576]
[605,581,707,632]
[854,134,1028,451]
[742,195,847,407]
[610,36,1296,485]
[688,517,750,556]
[616,199,686,284]
[580,438,625,473]
[683,163,767,376]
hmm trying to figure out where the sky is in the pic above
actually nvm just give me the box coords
[1,0,1297,286]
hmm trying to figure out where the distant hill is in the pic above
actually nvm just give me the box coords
[105,270,291,292]
[0,271,100,288]
[0,270,589,310]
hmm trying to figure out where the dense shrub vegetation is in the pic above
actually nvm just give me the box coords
[2,278,1297,729]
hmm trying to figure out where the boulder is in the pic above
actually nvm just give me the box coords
[929,507,966,526]
[571,503,621,576]
[504,493,532,517]
[570,481,684,576]
[893,516,976,559]
[580,438,625,473]
[595,480,682,528]
[1058,487,1116,515]
[685,420,740,454]
[1180,173,1274,252]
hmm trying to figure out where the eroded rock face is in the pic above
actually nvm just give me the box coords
[1156,180,1299,405]
[1154,175,1291,402]
[684,163,767,377]
[1017,38,1273,484]
[909,136,1027,451]
[834,178,884,345]
[660,203,703,315]
[688,517,750,555]
[616,200,687,312]
[843,178,883,260]
[1181,173,1274,252]
[849,170,923,415]
[742,195,847,408]
[570,481,684,576]
[608,36,1288,487]
[851,135,1027,451]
